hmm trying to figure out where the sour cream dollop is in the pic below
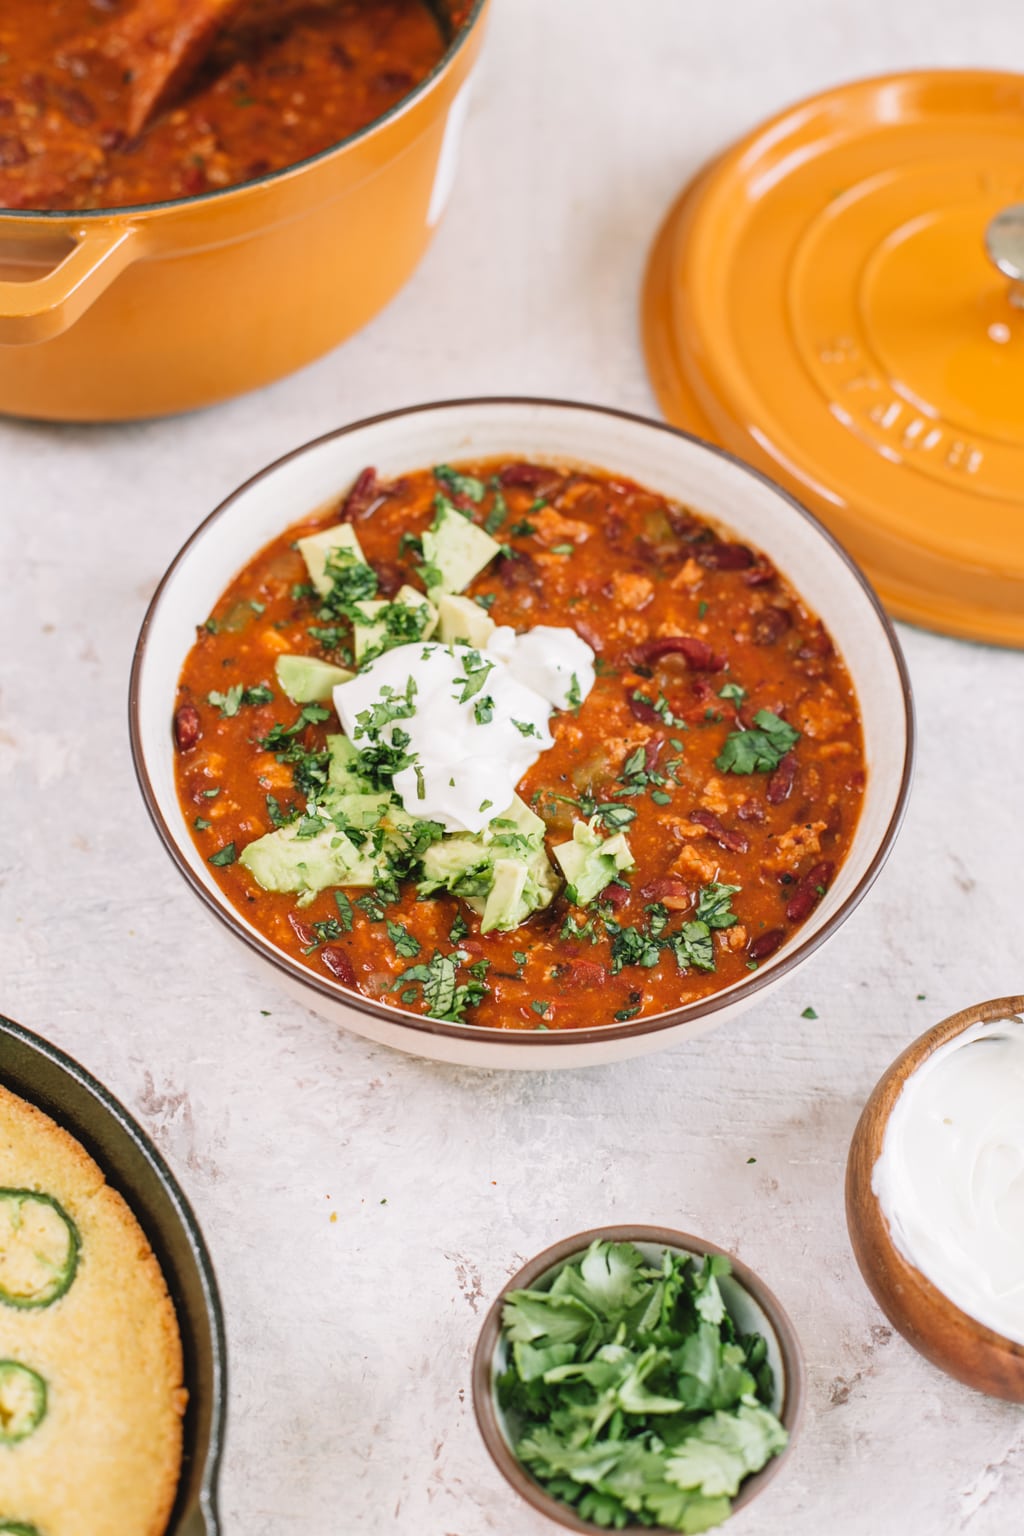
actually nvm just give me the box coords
[872,1015,1024,1344]
[332,628,595,834]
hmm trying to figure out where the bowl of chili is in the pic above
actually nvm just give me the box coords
[0,1013,226,1536]
[130,397,914,1069]
[0,0,487,421]
[471,1225,805,1534]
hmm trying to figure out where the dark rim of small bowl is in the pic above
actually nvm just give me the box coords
[0,1013,227,1533]
[471,1224,806,1535]
[0,0,488,221]
[128,395,916,1049]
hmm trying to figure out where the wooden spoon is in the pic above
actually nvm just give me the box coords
[97,0,250,138]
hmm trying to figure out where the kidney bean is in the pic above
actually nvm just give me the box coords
[374,560,405,599]
[744,563,778,588]
[752,607,793,646]
[630,635,726,671]
[497,462,563,495]
[695,541,755,571]
[288,912,315,948]
[375,69,415,93]
[691,678,716,703]
[174,703,201,752]
[628,692,661,725]
[641,876,691,909]
[688,808,749,855]
[99,128,127,152]
[52,85,95,125]
[797,622,834,660]
[784,861,835,923]
[737,798,765,823]
[321,946,356,986]
[599,882,630,909]
[766,752,797,805]
[340,466,381,521]
[562,961,608,989]
[643,736,665,772]
[0,135,28,167]
[496,549,543,591]
[748,928,785,962]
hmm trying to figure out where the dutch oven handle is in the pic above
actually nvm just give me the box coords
[0,223,139,346]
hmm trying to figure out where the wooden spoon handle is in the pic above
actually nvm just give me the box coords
[101,0,250,137]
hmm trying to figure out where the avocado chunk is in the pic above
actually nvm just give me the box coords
[421,501,501,596]
[554,819,635,906]
[275,653,354,704]
[297,523,368,596]
[478,849,559,933]
[352,585,439,662]
[326,733,370,794]
[417,794,558,930]
[240,821,380,896]
[436,592,496,649]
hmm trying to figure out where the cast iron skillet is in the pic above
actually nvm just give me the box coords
[0,1014,226,1536]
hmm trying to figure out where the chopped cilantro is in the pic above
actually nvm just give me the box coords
[509,519,537,537]
[474,592,498,611]
[614,996,642,1021]
[698,599,708,618]
[202,788,221,798]
[386,920,421,959]
[512,950,529,966]
[531,1000,551,1017]
[302,917,342,954]
[560,914,598,945]
[455,650,495,704]
[333,891,354,932]
[651,789,672,806]
[567,672,582,712]
[474,695,495,725]
[695,883,741,929]
[449,913,469,944]
[498,1239,788,1533]
[484,485,509,535]
[716,710,799,775]
[434,464,486,503]
[392,950,488,1022]
[265,794,296,828]
[718,682,747,704]
[632,689,683,728]
[550,543,574,555]
[513,718,541,738]
[207,682,274,717]
[208,842,237,867]
[193,816,211,831]
[801,1006,818,1020]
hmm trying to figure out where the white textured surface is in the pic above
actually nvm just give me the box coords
[2,2,1023,1532]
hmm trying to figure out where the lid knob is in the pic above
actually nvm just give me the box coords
[986,206,1024,311]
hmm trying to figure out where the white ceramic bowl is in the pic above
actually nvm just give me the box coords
[130,398,913,1069]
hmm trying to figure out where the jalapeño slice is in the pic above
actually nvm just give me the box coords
[0,1362,47,1444]
[0,1190,80,1310]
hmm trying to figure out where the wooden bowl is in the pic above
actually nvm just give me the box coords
[472,1225,805,1534]
[846,994,1024,1401]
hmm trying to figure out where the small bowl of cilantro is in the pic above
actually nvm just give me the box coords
[472,1227,803,1534]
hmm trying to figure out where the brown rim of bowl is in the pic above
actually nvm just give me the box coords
[0,0,489,222]
[470,1224,806,1535]
[846,994,1024,1361]
[128,395,915,1050]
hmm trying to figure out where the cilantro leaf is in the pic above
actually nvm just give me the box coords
[434,464,486,503]
[695,883,740,930]
[715,710,799,775]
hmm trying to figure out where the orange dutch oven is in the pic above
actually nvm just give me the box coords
[0,0,488,422]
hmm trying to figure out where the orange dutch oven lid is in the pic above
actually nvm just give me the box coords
[643,70,1024,647]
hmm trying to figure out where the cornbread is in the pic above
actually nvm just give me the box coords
[0,1085,186,1536]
